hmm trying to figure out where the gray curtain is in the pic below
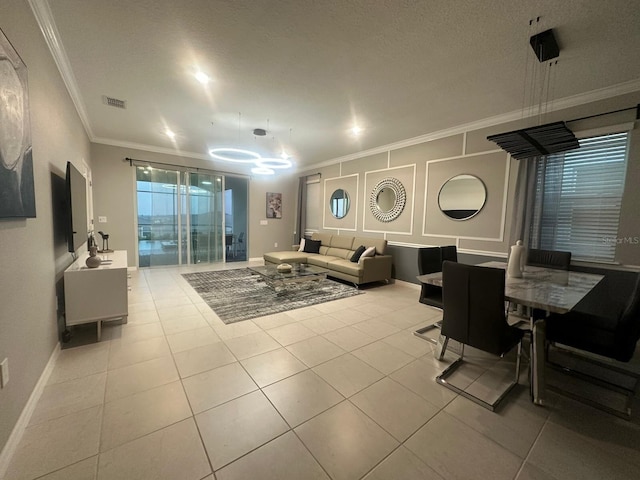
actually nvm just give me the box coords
[295,176,307,244]
[509,157,541,248]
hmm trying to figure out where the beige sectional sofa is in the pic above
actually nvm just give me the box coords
[263,233,392,286]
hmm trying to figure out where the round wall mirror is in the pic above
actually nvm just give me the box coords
[376,188,396,212]
[438,174,487,220]
[329,189,350,219]
[369,177,406,223]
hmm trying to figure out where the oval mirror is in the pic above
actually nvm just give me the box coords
[369,177,407,223]
[438,174,487,220]
[376,188,396,213]
[329,189,350,219]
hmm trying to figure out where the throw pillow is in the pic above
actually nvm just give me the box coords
[303,239,321,254]
[350,245,366,263]
[358,246,376,264]
[298,238,306,252]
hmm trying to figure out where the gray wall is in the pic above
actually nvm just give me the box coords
[301,90,640,269]
[0,0,91,453]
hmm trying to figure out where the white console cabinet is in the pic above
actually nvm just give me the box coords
[64,250,128,341]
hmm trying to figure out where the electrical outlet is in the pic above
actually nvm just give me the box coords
[260,220,268,226]
[274,242,278,248]
[98,216,107,223]
[0,358,8,388]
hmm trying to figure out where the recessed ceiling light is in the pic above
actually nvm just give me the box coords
[194,71,210,84]
[350,126,363,136]
[165,129,176,139]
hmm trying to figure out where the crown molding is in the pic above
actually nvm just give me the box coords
[29,0,95,139]
[92,136,212,161]
[301,78,640,173]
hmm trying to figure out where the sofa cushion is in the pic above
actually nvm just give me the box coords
[353,236,387,255]
[326,247,351,259]
[303,239,321,254]
[264,251,308,264]
[312,232,332,246]
[328,259,363,277]
[359,246,376,264]
[350,245,366,262]
[330,235,355,250]
[307,255,341,267]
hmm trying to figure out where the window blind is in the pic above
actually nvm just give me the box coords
[530,132,629,262]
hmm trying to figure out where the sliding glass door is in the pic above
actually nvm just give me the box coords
[135,166,225,267]
[187,172,224,264]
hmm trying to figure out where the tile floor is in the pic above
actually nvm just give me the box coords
[4,260,640,480]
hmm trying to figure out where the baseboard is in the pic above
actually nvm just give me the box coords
[248,257,264,262]
[0,342,61,478]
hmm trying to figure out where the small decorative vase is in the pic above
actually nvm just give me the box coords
[507,240,525,278]
[86,245,102,268]
[276,263,292,273]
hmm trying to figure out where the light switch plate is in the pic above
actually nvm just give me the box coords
[98,216,107,223]
[260,220,268,225]
[0,358,8,388]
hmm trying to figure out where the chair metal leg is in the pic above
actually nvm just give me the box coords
[438,337,449,360]
[436,341,521,412]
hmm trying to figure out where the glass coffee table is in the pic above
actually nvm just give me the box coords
[248,263,329,293]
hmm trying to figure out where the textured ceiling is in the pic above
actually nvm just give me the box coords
[38,0,640,171]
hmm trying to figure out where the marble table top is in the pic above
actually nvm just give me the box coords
[417,261,604,314]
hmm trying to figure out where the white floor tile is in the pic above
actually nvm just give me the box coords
[174,342,236,378]
[216,431,329,480]
[4,406,102,480]
[240,348,307,387]
[313,353,384,397]
[262,370,343,427]
[295,401,398,480]
[100,381,191,451]
[97,418,210,480]
[182,362,258,413]
[196,390,289,470]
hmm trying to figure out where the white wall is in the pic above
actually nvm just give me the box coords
[0,0,91,453]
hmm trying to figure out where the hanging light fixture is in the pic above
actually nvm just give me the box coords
[488,25,579,159]
[208,115,295,174]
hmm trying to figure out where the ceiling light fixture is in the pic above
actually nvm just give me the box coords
[194,71,210,84]
[350,125,363,136]
[255,158,292,169]
[165,129,176,139]
[488,23,578,159]
[209,147,261,163]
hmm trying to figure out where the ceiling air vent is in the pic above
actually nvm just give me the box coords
[102,96,127,109]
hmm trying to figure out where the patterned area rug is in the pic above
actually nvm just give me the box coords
[182,268,361,324]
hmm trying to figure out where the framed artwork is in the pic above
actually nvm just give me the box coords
[0,27,35,218]
[266,192,282,219]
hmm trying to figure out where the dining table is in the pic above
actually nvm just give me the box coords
[416,261,604,406]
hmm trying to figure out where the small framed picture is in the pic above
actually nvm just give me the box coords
[266,192,282,219]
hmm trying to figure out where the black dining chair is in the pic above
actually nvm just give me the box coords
[237,232,245,257]
[418,245,457,307]
[436,261,524,411]
[545,273,640,417]
[527,248,571,270]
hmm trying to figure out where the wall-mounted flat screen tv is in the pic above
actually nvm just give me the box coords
[65,161,88,253]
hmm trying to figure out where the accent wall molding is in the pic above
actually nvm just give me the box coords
[363,164,416,235]
[322,174,359,231]
[422,153,510,242]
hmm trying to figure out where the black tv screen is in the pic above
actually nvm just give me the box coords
[65,161,88,253]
